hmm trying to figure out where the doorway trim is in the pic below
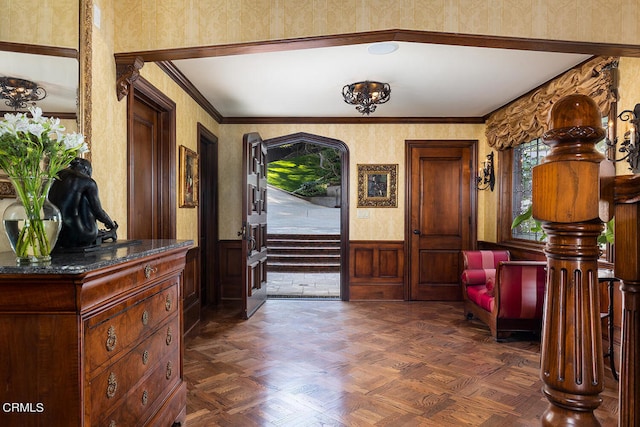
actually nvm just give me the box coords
[264,132,350,301]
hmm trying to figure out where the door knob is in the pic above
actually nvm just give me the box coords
[413,229,421,235]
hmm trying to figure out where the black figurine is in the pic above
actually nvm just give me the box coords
[49,158,118,248]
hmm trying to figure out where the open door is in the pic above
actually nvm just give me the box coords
[240,133,268,318]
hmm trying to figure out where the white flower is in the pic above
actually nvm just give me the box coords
[28,107,44,122]
[27,122,46,139]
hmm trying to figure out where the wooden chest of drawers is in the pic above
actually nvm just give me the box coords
[0,240,191,427]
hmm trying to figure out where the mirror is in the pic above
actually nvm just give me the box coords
[0,49,78,118]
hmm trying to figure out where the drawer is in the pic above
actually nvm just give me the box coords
[84,280,179,374]
[97,348,182,427]
[88,314,180,418]
[79,250,187,312]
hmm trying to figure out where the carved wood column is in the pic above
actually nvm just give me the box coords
[614,174,640,426]
[533,94,608,426]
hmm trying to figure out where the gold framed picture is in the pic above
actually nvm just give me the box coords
[357,164,397,208]
[179,145,199,208]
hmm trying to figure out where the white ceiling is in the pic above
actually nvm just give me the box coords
[1,40,591,119]
[172,41,592,119]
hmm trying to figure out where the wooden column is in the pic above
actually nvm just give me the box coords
[532,94,608,426]
[614,174,640,426]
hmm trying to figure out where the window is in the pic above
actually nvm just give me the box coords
[511,138,549,241]
[498,116,613,262]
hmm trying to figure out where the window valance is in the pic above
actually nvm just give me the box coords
[486,56,618,150]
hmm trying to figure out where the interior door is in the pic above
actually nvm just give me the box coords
[407,140,475,301]
[129,97,158,239]
[241,133,268,319]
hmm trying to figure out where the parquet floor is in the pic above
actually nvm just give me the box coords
[184,300,619,426]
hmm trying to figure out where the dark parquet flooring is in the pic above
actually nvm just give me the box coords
[184,300,619,426]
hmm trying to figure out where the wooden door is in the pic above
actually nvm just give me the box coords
[130,97,158,239]
[127,80,176,240]
[241,133,268,319]
[406,140,476,301]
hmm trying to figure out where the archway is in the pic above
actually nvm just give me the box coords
[264,132,349,300]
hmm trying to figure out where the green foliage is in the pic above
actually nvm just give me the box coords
[267,148,340,196]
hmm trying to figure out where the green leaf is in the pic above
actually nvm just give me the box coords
[511,205,533,229]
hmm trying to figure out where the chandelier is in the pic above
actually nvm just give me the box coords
[342,80,391,115]
[0,77,47,111]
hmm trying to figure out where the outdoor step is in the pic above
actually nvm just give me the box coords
[267,262,340,273]
[268,246,340,254]
[268,239,340,247]
[268,234,339,240]
[268,253,341,263]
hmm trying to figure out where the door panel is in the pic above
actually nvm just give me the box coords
[130,98,157,239]
[241,133,268,319]
[407,141,475,301]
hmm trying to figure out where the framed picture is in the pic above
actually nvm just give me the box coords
[0,172,15,199]
[357,164,397,208]
[179,145,199,208]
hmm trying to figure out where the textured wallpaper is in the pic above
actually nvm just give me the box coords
[113,0,640,52]
[0,0,79,48]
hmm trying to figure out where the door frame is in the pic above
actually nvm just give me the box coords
[127,76,176,239]
[404,139,478,300]
[198,123,219,306]
[264,132,350,301]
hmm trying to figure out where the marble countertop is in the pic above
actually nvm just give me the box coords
[0,239,193,274]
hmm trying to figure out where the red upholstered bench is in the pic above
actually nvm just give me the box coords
[461,250,546,340]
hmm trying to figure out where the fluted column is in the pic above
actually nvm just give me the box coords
[532,94,608,426]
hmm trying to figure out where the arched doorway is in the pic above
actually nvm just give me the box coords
[264,132,349,300]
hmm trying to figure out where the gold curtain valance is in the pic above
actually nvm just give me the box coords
[486,56,618,150]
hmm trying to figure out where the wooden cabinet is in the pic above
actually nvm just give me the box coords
[0,240,191,427]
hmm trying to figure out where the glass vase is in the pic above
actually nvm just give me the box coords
[2,177,62,264]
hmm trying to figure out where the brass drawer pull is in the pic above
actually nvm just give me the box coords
[141,310,149,325]
[106,326,117,352]
[141,390,148,406]
[106,372,117,398]
[142,350,149,365]
[165,295,173,311]
[166,326,173,346]
[144,264,157,279]
[166,361,173,379]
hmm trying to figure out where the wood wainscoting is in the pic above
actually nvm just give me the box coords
[349,241,405,300]
[184,246,201,336]
[218,240,243,301]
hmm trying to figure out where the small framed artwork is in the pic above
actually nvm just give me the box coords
[357,164,398,208]
[179,145,199,208]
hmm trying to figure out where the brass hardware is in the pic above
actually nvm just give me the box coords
[141,390,148,406]
[106,372,117,398]
[142,350,149,365]
[106,326,117,352]
[141,310,149,325]
[166,327,172,346]
[166,361,173,379]
[165,295,172,311]
[109,421,116,427]
[144,264,157,279]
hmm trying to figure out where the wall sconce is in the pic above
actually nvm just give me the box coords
[477,151,495,191]
[0,77,47,111]
[605,103,640,174]
[342,80,391,115]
